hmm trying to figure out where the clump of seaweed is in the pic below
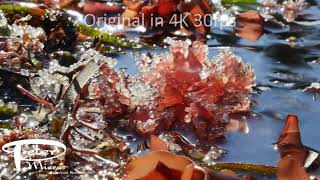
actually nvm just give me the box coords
[258,0,308,22]
[114,40,255,140]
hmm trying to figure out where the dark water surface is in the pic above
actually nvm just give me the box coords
[217,2,320,165]
[116,0,320,168]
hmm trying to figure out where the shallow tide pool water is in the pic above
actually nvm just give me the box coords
[116,0,320,167]
[0,0,320,179]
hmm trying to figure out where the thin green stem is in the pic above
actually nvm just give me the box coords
[208,162,277,175]
[222,0,258,4]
